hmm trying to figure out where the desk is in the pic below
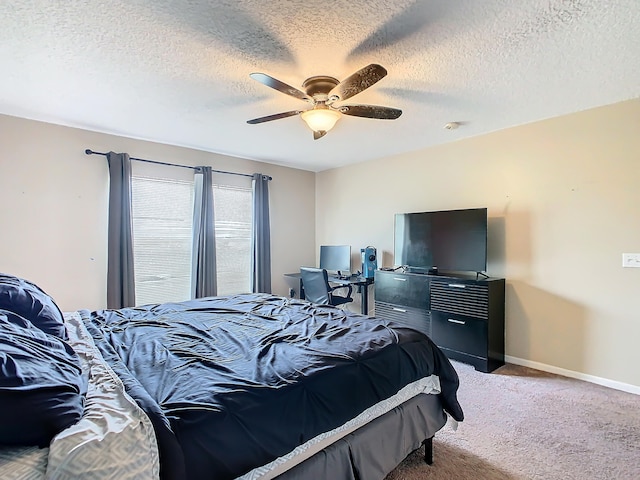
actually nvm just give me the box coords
[284,272,374,315]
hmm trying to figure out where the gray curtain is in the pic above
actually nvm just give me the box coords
[106,151,136,308]
[191,166,217,298]
[251,173,271,293]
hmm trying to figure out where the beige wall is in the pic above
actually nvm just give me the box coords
[316,98,640,391]
[0,114,316,311]
[2,99,638,391]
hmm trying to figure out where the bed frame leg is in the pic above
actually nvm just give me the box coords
[423,436,434,465]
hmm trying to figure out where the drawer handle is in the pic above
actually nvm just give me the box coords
[393,277,407,281]
[448,284,466,289]
[392,308,407,313]
[447,318,466,325]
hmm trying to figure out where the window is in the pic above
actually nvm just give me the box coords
[131,176,194,306]
[213,184,252,295]
[131,173,252,305]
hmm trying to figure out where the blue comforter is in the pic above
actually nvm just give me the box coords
[82,294,463,480]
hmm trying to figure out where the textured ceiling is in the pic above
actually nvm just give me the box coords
[1,1,639,172]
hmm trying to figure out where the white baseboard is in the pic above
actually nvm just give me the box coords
[504,355,640,396]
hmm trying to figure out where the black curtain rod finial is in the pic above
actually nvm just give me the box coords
[85,149,107,156]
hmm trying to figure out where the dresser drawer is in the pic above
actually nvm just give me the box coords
[429,279,489,319]
[431,312,487,358]
[375,301,431,337]
[374,271,429,309]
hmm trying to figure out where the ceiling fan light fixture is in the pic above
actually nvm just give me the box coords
[300,108,341,134]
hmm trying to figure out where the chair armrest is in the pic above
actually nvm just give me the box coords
[330,284,353,298]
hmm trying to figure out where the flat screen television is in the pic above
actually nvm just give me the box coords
[319,245,351,275]
[394,208,487,274]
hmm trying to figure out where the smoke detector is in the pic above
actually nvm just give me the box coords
[444,122,460,130]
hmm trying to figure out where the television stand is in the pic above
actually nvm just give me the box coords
[374,270,505,373]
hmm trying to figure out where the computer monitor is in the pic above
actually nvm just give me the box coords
[319,245,351,275]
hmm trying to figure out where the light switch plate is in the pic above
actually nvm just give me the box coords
[622,253,640,268]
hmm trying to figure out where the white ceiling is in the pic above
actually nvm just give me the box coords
[1,1,639,172]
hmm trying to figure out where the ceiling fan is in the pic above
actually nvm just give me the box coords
[247,64,402,139]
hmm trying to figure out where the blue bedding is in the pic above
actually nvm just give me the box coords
[82,293,463,480]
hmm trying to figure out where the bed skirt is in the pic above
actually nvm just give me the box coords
[275,393,446,480]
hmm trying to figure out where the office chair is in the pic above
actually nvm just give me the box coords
[299,267,354,307]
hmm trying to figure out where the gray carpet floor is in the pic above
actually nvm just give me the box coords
[385,361,640,480]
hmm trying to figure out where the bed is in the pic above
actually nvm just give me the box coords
[0,273,463,480]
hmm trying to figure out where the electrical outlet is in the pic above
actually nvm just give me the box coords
[622,253,640,268]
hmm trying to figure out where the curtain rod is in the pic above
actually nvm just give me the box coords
[84,149,272,180]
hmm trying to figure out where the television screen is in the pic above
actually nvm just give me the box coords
[394,208,487,273]
[319,245,351,274]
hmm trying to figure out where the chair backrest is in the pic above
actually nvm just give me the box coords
[299,267,331,305]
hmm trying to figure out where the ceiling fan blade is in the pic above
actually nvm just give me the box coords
[250,73,311,102]
[339,105,402,120]
[329,64,388,101]
[246,110,303,124]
